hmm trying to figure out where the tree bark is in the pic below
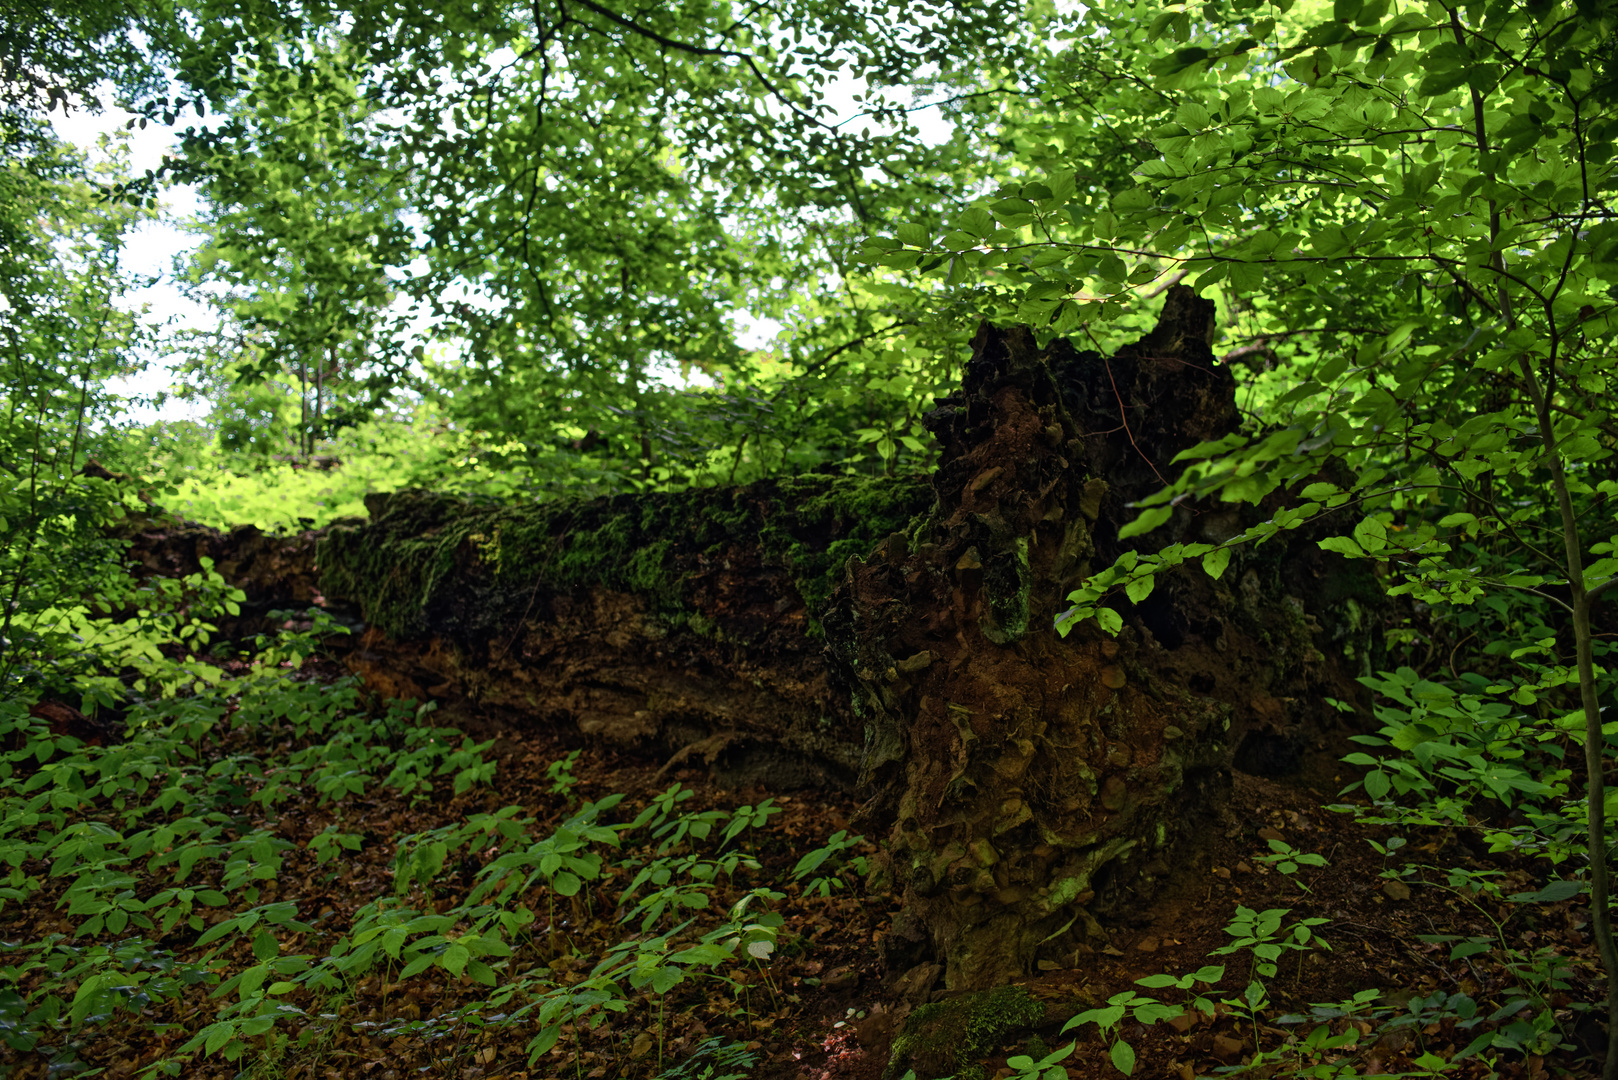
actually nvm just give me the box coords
[821,288,1377,990]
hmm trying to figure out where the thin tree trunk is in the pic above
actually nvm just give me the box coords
[1518,353,1618,1080]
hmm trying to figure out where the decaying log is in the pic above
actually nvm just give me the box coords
[109,288,1382,998]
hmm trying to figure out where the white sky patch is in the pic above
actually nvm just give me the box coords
[50,93,216,424]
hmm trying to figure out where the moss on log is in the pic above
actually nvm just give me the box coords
[316,474,933,784]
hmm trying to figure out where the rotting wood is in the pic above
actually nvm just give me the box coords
[821,288,1381,990]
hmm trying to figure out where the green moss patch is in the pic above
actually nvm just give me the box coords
[317,474,933,642]
[885,985,1045,1080]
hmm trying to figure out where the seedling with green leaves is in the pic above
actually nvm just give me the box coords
[789,829,868,898]
[1256,840,1328,894]
[1059,990,1185,1076]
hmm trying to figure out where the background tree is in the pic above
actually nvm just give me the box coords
[161,0,1039,487]
[177,40,413,460]
[0,126,162,690]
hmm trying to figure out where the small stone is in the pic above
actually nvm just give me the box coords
[825,966,859,990]
[1212,1034,1246,1062]
[1235,861,1253,874]
[1101,666,1127,689]
[1134,937,1159,953]
[1383,880,1411,901]
[1257,826,1285,842]
[1211,866,1230,879]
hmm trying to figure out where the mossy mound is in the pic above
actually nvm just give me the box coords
[317,473,933,643]
[885,985,1045,1080]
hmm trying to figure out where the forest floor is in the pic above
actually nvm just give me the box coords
[2,640,1608,1080]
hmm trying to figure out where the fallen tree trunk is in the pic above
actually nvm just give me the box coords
[288,288,1380,995]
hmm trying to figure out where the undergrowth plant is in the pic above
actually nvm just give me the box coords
[0,587,861,1079]
[1327,655,1603,1064]
[1023,912,1313,1079]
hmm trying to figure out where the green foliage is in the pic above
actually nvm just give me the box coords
[0,600,850,1075]
[853,0,1618,1062]
[133,0,1050,489]
[654,1037,758,1080]
[1334,668,1591,865]
[173,38,414,461]
[0,128,168,697]
[1060,989,1188,1076]
[1323,656,1604,1063]
[1,0,199,174]
[790,828,869,898]
[1031,904,1336,1079]
[1256,840,1328,890]
[545,749,582,804]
